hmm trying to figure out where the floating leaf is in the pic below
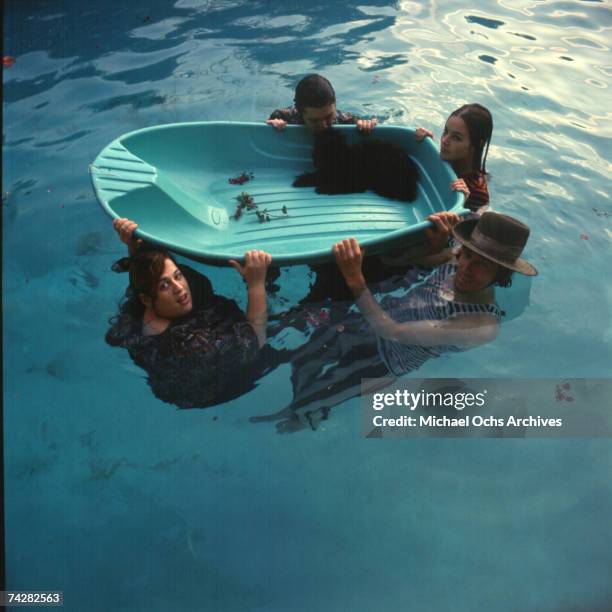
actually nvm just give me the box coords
[232,191,288,222]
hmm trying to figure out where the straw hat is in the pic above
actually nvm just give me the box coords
[452,212,538,276]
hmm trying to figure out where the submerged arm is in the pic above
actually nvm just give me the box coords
[378,211,459,269]
[246,285,267,346]
[354,289,499,347]
[379,244,454,269]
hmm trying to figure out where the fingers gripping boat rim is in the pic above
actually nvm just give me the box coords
[90,122,466,265]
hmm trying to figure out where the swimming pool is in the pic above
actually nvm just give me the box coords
[3,1,611,610]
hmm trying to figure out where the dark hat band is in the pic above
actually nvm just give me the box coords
[469,226,524,263]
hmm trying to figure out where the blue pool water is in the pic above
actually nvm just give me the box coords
[3,1,611,610]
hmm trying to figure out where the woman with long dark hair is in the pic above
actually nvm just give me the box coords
[416,103,493,213]
[106,218,279,408]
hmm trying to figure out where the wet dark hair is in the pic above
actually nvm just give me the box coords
[495,266,513,288]
[449,103,493,175]
[106,249,176,346]
[294,74,336,115]
[128,249,176,305]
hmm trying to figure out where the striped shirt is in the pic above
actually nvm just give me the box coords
[377,261,502,376]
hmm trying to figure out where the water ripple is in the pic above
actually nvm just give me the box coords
[130,17,191,40]
[35,130,91,149]
[465,15,506,29]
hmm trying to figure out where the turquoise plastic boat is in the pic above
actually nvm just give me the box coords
[90,122,464,265]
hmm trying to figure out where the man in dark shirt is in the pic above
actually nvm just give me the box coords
[267,73,377,134]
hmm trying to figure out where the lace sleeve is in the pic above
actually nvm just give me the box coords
[140,311,260,408]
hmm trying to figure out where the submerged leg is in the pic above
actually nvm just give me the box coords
[288,318,388,417]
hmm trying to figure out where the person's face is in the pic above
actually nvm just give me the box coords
[302,103,336,132]
[440,115,473,164]
[455,247,499,293]
[142,259,192,319]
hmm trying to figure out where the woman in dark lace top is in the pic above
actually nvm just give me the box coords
[106,218,278,408]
